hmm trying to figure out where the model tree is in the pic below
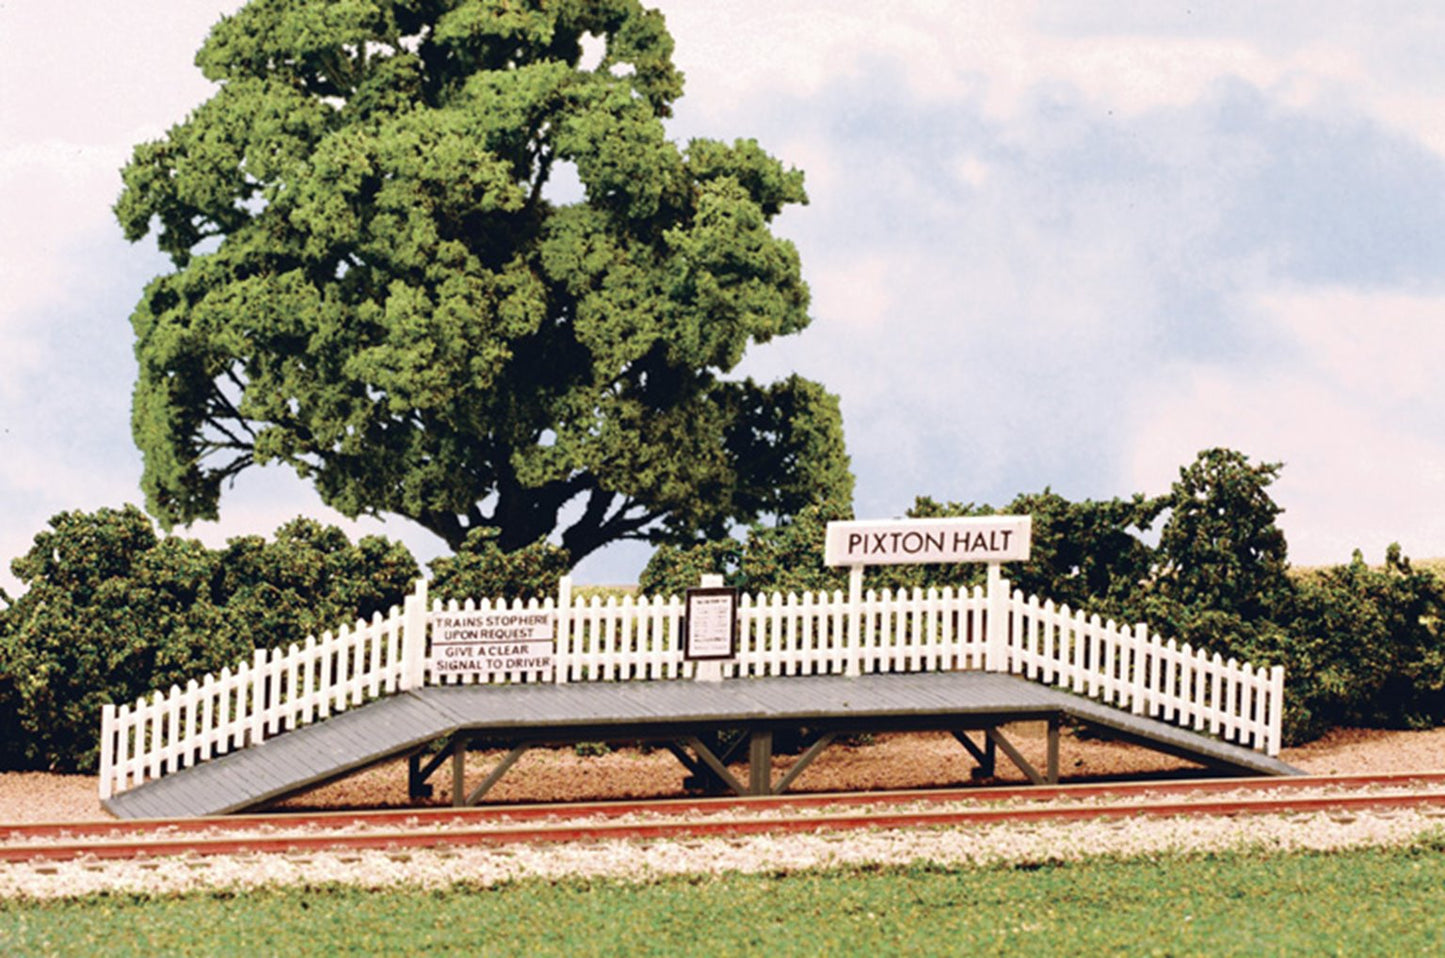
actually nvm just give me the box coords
[116,0,852,561]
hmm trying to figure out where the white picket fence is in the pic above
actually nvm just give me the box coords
[1006,594,1284,757]
[98,574,1285,799]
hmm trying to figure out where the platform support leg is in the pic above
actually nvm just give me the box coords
[452,736,468,806]
[455,740,538,806]
[952,729,997,779]
[464,743,533,806]
[409,737,460,800]
[683,735,749,796]
[748,729,774,795]
[677,731,746,793]
[986,726,1045,786]
[771,731,838,795]
[1047,716,1060,785]
[408,752,434,799]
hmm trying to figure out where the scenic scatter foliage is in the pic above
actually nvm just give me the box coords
[117,0,852,563]
[427,526,570,604]
[0,507,417,772]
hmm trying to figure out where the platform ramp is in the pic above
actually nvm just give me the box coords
[103,672,1297,819]
[102,693,457,820]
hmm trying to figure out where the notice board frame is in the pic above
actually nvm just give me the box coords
[683,587,739,661]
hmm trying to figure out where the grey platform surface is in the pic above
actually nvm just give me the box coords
[103,671,1300,819]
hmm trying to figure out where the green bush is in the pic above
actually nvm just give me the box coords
[1274,548,1445,740]
[0,506,418,773]
[1150,448,1292,623]
[428,528,570,604]
[638,499,853,596]
[637,538,744,596]
[213,517,418,649]
[898,491,1164,612]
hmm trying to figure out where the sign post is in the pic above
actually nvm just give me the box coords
[687,574,737,682]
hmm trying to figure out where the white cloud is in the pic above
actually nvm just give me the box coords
[668,1,1445,169]
[0,142,130,335]
[1261,288,1445,409]
[1125,284,1445,566]
[8,0,1445,601]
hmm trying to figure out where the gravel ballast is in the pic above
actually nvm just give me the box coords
[3,725,1442,899]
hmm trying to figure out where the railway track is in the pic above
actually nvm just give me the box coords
[6,772,1445,865]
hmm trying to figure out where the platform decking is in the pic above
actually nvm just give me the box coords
[102,671,1300,819]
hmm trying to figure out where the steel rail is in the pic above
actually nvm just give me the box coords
[9,770,1445,842]
[6,772,1445,864]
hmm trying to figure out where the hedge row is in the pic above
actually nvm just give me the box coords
[3,448,1441,771]
[0,510,565,773]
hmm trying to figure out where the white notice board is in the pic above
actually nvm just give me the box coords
[431,609,555,676]
[683,587,738,661]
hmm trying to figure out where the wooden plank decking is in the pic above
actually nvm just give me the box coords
[102,671,1300,819]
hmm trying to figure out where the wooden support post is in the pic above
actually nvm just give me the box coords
[985,562,1006,672]
[694,574,726,683]
[771,731,838,794]
[665,741,705,778]
[951,729,997,778]
[409,740,457,800]
[846,565,864,677]
[451,735,468,806]
[401,578,428,691]
[683,735,749,796]
[408,752,433,799]
[1047,716,1061,784]
[555,575,572,685]
[986,725,1044,786]
[463,743,536,806]
[748,728,774,795]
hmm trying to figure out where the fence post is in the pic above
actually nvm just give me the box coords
[98,703,116,800]
[985,563,1008,672]
[1267,664,1285,756]
[556,575,572,684]
[401,578,429,691]
[846,565,863,677]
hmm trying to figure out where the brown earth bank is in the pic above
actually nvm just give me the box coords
[4,725,1443,825]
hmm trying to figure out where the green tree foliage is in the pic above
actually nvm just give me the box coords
[635,537,741,596]
[902,492,1164,613]
[638,499,852,596]
[429,528,570,604]
[116,0,852,563]
[1148,448,1292,625]
[0,507,417,772]
[213,517,418,649]
[642,491,1164,601]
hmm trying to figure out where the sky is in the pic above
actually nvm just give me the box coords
[4,1,1445,598]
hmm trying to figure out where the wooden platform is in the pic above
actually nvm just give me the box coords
[102,671,1301,819]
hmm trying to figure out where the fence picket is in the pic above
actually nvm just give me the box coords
[98,573,1288,801]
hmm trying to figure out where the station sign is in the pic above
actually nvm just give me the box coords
[432,609,555,675]
[824,515,1032,567]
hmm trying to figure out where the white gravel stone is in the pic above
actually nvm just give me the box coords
[2,810,1440,901]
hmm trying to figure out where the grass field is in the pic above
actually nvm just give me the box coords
[3,839,1443,956]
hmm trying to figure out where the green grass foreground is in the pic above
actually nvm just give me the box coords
[3,841,1444,956]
